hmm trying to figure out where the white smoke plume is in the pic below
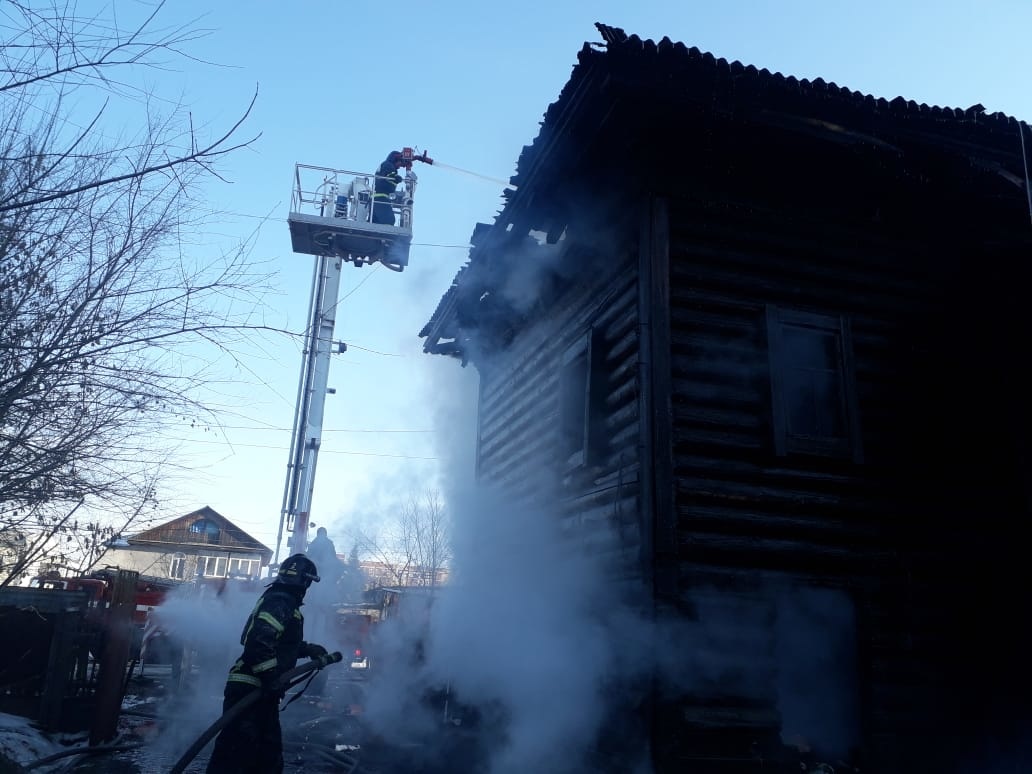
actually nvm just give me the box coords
[142,580,262,763]
[353,480,662,773]
[342,357,665,773]
[348,343,868,772]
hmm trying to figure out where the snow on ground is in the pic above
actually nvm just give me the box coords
[0,687,163,772]
[0,712,63,770]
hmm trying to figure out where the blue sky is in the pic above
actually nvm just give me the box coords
[113,0,1032,553]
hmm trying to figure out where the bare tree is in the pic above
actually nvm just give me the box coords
[0,527,29,583]
[1,1,265,587]
[0,0,259,213]
[347,520,415,589]
[403,489,452,587]
[347,488,452,588]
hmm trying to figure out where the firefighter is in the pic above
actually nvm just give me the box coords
[372,150,403,225]
[304,527,341,697]
[206,554,328,774]
[306,526,339,575]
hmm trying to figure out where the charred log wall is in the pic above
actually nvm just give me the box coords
[460,44,1032,770]
[474,240,644,590]
[659,180,1032,772]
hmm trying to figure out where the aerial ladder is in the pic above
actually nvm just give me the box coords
[275,148,433,562]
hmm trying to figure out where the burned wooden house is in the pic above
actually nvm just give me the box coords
[420,23,1032,773]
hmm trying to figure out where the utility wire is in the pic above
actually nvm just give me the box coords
[187,425,433,433]
[345,343,403,357]
[170,437,437,460]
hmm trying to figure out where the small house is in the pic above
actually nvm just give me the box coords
[102,505,272,582]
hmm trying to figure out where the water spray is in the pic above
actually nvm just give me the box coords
[400,146,516,189]
[430,161,518,190]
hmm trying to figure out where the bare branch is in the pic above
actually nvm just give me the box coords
[1,0,212,94]
[342,489,451,589]
[1,1,270,586]
[0,88,261,213]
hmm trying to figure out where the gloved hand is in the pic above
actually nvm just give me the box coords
[300,642,328,659]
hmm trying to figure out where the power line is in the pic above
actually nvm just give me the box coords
[229,324,408,360]
[338,264,380,304]
[170,437,438,460]
[191,425,434,433]
[345,343,404,357]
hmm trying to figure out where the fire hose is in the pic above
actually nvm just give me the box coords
[168,650,343,774]
[21,652,342,772]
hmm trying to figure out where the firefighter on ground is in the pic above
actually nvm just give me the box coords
[305,528,341,697]
[372,150,403,225]
[306,526,338,575]
[206,554,328,774]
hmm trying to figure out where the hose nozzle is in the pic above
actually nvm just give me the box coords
[317,651,343,668]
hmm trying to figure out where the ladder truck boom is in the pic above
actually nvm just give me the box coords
[276,148,432,566]
[275,253,343,560]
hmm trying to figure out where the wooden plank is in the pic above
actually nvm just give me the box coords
[90,569,139,745]
[39,608,74,729]
[0,588,91,614]
[638,196,677,601]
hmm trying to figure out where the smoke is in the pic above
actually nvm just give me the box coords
[342,216,861,771]
[774,586,860,760]
[141,580,261,761]
[354,480,659,774]
[493,234,565,317]
[427,489,616,772]
[339,357,663,773]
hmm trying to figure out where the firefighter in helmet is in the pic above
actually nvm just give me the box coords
[372,150,403,225]
[206,554,328,774]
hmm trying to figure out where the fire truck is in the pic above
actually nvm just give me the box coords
[35,567,179,659]
[330,603,379,673]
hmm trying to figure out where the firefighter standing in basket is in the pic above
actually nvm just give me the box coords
[372,150,403,225]
[206,554,328,774]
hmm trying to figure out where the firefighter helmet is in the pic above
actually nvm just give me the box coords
[276,554,320,589]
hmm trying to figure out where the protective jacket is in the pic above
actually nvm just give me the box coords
[226,584,307,691]
[374,160,401,199]
[372,157,402,225]
[208,568,322,774]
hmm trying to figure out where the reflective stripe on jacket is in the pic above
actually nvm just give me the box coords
[374,162,401,197]
[226,585,304,688]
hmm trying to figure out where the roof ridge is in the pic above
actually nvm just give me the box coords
[590,22,1022,123]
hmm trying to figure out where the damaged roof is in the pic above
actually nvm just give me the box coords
[420,22,1031,361]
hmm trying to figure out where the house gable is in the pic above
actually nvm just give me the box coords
[128,506,271,562]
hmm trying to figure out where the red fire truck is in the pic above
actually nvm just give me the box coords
[42,569,181,659]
